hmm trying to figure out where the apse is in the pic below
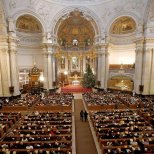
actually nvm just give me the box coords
[57,10,95,49]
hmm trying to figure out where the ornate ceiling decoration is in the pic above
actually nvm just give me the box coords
[110,16,136,35]
[45,0,111,5]
[16,15,42,33]
[57,10,95,49]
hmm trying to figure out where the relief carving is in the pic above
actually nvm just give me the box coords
[9,0,16,9]
[149,29,154,33]
[20,37,41,44]
[125,0,144,11]
[101,8,111,21]
[37,3,50,23]
[28,0,36,9]
[150,14,154,21]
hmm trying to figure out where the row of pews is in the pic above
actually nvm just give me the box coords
[83,92,154,154]
[0,92,74,154]
[0,112,72,154]
[0,112,21,138]
[0,93,73,112]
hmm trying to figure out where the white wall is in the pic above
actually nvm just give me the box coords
[17,49,43,70]
[109,44,135,64]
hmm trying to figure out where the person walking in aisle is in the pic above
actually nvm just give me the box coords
[84,110,88,122]
[80,110,84,121]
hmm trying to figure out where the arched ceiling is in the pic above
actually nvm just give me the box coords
[57,11,95,48]
[16,15,42,33]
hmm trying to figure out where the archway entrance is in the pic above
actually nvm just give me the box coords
[55,10,97,87]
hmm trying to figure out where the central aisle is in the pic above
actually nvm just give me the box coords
[74,96,97,154]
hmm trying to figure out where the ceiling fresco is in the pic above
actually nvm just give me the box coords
[16,15,42,33]
[110,16,136,35]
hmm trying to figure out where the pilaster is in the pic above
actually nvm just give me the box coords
[42,41,57,90]
[95,43,109,89]
[8,35,20,96]
[0,48,11,97]
[142,48,152,95]
[42,49,48,90]
[142,38,154,95]
[134,39,144,94]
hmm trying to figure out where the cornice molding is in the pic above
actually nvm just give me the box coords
[134,37,145,44]
[41,43,59,49]
[17,44,42,49]
[94,43,109,49]
[145,38,154,43]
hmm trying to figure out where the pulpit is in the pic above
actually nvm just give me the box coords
[28,65,42,93]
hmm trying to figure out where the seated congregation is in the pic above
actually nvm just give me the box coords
[0,90,154,154]
[0,93,73,154]
[83,91,154,154]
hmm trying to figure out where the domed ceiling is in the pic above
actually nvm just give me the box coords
[46,0,110,4]
[57,11,95,48]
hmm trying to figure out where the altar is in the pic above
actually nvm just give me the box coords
[72,80,80,85]
[69,74,82,85]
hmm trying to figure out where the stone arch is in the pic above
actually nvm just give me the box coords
[12,10,46,33]
[50,6,101,38]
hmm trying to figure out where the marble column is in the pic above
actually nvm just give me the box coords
[43,48,48,90]
[52,56,56,83]
[134,40,144,94]
[142,47,154,95]
[48,51,53,89]
[42,44,56,90]
[97,52,102,82]
[9,48,20,96]
[96,44,109,89]
[8,30,21,96]
[0,48,11,97]
[83,55,86,73]
[105,50,109,89]
[150,49,154,94]
[0,10,19,97]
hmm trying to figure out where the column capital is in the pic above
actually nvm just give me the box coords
[135,37,145,45]
[9,49,17,54]
[94,43,109,56]
[8,35,19,44]
[0,48,8,54]
[42,51,54,56]
[42,43,59,51]
[94,43,109,50]
[0,36,8,43]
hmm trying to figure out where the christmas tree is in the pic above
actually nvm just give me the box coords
[82,64,95,88]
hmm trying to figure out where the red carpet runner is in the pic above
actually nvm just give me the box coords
[61,85,92,93]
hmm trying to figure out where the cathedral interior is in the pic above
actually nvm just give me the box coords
[0,0,154,154]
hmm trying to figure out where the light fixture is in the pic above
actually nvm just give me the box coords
[64,71,68,75]
[39,72,44,82]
